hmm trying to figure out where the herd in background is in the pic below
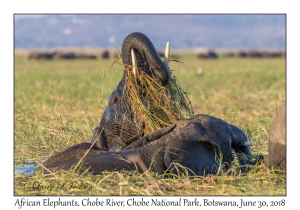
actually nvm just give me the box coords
[27,49,286,60]
[197,50,285,59]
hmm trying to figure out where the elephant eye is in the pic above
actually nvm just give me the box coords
[112,96,119,104]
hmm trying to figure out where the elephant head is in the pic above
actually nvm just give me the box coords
[90,32,174,151]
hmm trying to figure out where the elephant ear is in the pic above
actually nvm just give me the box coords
[124,124,176,150]
[121,32,171,85]
[164,139,223,176]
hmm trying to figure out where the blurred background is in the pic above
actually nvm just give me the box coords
[14,14,285,58]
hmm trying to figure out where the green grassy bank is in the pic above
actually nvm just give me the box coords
[14,53,286,195]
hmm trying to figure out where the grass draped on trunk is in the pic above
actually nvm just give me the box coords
[118,59,194,136]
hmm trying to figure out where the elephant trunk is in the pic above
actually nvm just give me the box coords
[122,32,170,86]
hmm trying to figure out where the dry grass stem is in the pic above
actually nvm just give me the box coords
[34,160,56,176]
[72,128,104,172]
[112,57,194,137]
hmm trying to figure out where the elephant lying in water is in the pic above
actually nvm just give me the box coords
[43,114,263,176]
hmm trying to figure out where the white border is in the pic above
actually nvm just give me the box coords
[3,0,299,209]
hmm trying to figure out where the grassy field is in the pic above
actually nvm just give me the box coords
[14,52,286,196]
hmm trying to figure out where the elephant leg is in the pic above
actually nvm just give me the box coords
[164,139,224,176]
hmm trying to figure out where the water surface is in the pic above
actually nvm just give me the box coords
[14,164,39,176]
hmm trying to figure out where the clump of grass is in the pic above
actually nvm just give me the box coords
[112,58,194,136]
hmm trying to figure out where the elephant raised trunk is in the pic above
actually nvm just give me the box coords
[90,32,182,152]
[122,32,170,85]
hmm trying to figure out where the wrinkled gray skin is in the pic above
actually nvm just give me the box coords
[44,114,263,176]
[268,100,286,170]
[90,32,171,152]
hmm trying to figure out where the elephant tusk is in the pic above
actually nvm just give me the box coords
[131,49,138,76]
[164,42,170,69]
[243,141,253,146]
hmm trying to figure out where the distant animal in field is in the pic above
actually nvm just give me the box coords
[28,52,54,60]
[261,51,285,58]
[53,52,76,59]
[28,51,98,60]
[247,51,263,58]
[44,114,263,176]
[101,50,110,59]
[238,50,285,58]
[238,51,248,58]
[198,51,218,59]
[72,53,97,59]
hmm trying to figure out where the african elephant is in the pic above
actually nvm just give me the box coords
[268,100,286,170]
[44,114,263,176]
[90,32,174,152]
